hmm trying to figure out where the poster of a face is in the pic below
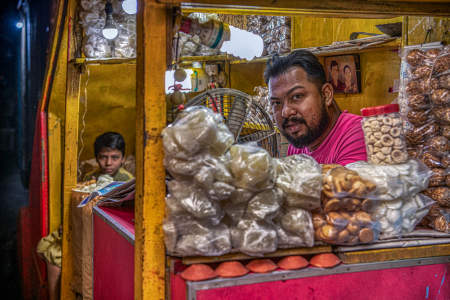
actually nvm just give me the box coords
[324,54,361,94]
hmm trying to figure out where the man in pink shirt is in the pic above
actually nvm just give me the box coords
[264,50,367,165]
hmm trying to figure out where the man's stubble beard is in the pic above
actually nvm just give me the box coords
[281,101,330,149]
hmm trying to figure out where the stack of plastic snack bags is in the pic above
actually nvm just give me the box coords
[79,0,136,58]
[162,106,320,257]
[162,106,235,256]
[399,43,449,233]
[246,16,291,56]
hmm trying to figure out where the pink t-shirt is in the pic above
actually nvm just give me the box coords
[286,111,367,165]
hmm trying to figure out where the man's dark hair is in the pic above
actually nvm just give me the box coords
[94,132,126,157]
[343,65,351,72]
[330,60,339,70]
[264,50,327,90]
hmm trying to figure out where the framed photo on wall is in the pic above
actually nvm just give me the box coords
[324,54,361,94]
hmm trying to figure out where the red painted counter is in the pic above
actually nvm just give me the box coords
[93,206,134,300]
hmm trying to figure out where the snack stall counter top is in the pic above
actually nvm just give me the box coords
[92,204,450,300]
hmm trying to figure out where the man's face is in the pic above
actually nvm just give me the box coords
[269,67,330,148]
[96,147,124,176]
[344,67,352,81]
[331,65,339,83]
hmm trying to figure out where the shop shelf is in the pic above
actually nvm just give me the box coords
[71,57,136,65]
[179,36,401,67]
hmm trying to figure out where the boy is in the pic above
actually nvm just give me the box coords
[83,132,134,182]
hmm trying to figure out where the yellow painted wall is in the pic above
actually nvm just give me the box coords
[230,63,266,95]
[321,51,400,115]
[406,17,449,45]
[78,64,136,161]
[292,17,403,48]
[291,16,403,114]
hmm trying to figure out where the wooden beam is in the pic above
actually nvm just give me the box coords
[338,244,450,264]
[135,0,168,299]
[164,0,450,17]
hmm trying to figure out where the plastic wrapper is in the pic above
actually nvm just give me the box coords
[162,106,234,160]
[346,159,432,201]
[274,208,314,248]
[229,188,254,205]
[431,74,450,90]
[82,35,112,58]
[433,106,450,124]
[223,202,247,225]
[79,0,136,58]
[163,215,231,256]
[322,165,376,201]
[207,181,236,201]
[230,219,277,256]
[405,122,439,145]
[245,188,284,221]
[361,108,408,165]
[422,187,450,207]
[165,194,186,216]
[423,207,450,233]
[428,168,447,187]
[275,155,322,210]
[369,194,434,238]
[113,16,136,58]
[229,144,275,191]
[167,180,224,225]
[246,15,291,55]
[313,211,379,245]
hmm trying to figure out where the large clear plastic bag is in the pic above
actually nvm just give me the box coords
[321,165,376,206]
[424,206,450,233]
[346,159,432,201]
[275,154,322,210]
[369,194,434,238]
[399,44,449,228]
[230,219,277,256]
[229,143,275,191]
[245,188,284,221]
[275,208,314,248]
[167,180,224,225]
[422,186,450,207]
[313,211,379,245]
[162,106,234,159]
[114,16,136,58]
[164,154,233,184]
[82,35,112,58]
[163,215,231,256]
[79,0,136,58]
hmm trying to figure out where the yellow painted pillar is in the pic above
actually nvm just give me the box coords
[60,63,81,300]
[48,113,62,233]
[135,0,168,299]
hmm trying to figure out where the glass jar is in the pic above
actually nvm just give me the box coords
[361,104,408,165]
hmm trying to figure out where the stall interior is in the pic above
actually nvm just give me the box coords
[62,5,450,299]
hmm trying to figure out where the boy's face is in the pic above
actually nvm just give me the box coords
[96,147,124,176]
